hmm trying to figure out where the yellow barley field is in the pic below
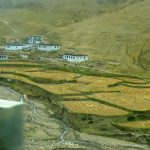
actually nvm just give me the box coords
[23,70,78,81]
[0,65,150,113]
[77,76,121,87]
[0,61,39,65]
[61,101,129,116]
[118,120,150,129]
[0,67,41,72]
[0,67,78,81]
[116,77,145,84]
[89,93,150,111]
[0,74,37,86]
[0,73,80,94]
[113,86,150,101]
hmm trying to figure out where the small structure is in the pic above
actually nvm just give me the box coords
[63,54,89,63]
[27,36,43,44]
[0,54,8,60]
[5,44,25,51]
[37,44,61,51]
[20,52,30,59]
[0,99,23,150]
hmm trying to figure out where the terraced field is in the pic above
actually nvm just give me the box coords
[118,120,150,129]
[0,61,150,136]
[61,101,128,116]
[89,93,150,111]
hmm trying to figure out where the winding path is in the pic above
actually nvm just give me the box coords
[60,123,69,143]
[22,95,69,144]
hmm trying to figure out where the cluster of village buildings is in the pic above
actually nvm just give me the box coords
[0,36,89,63]
[5,36,61,51]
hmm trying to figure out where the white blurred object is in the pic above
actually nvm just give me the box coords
[0,99,24,150]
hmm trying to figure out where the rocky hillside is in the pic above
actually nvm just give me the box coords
[0,0,149,76]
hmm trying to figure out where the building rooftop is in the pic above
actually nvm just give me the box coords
[0,54,7,56]
[5,43,24,46]
[28,36,43,40]
[64,53,88,57]
[38,44,61,46]
[29,35,42,38]
[0,99,23,108]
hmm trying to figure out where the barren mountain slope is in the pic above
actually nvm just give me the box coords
[57,0,150,75]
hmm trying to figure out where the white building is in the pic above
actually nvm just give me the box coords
[27,36,43,44]
[37,44,61,51]
[5,44,25,51]
[63,54,89,63]
[0,55,8,60]
[5,43,34,51]
[0,99,23,150]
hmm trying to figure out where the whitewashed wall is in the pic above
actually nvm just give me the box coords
[37,45,61,51]
[5,45,25,51]
[0,55,8,60]
[63,55,88,63]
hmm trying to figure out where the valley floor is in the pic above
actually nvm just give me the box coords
[0,85,149,150]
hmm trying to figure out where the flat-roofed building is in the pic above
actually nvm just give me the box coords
[0,54,8,60]
[63,54,89,63]
[5,44,25,51]
[27,36,43,44]
[37,44,61,51]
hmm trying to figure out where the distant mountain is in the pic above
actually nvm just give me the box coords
[0,0,149,76]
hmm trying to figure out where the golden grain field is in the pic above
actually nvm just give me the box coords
[0,61,39,65]
[118,120,150,129]
[24,70,78,81]
[116,77,145,83]
[0,64,150,118]
[89,93,150,111]
[61,101,129,116]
